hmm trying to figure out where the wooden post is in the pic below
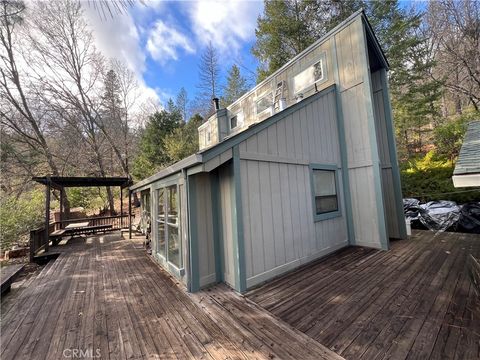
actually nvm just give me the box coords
[59,187,64,230]
[120,186,123,228]
[44,180,51,252]
[128,190,132,239]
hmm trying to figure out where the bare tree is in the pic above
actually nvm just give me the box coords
[427,0,480,112]
[196,41,221,117]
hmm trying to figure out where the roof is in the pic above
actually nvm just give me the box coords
[33,176,132,189]
[130,154,202,191]
[454,121,480,175]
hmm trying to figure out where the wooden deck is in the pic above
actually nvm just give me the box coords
[1,232,341,360]
[246,230,480,360]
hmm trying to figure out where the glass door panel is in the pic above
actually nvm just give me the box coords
[167,185,181,267]
[157,188,166,257]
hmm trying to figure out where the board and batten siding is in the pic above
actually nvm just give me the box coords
[333,17,388,249]
[237,89,348,288]
[218,164,236,287]
[192,173,217,287]
[371,70,402,239]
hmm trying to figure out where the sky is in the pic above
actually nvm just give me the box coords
[83,0,264,107]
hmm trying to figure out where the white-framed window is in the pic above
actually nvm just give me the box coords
[256,92,273,115]
[156,184,182,268]
[229,111,244,131]
[293,53,327,95]
[309,164,341,221]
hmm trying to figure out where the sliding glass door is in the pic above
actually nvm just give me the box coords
[155,184,182,269]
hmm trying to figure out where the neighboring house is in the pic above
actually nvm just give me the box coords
[452,121,480,188]
[130,10,406,293]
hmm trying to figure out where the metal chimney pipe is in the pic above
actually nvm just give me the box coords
[212,97,220,111]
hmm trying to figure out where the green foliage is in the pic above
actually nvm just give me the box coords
[252,0,315,82]
[433,109,480,161]
[0,189,44,252]
[401,151,480,203]
[221,65,248,106]
[164,114,203,163]
[66,187,108,212]
[132,109,182,179]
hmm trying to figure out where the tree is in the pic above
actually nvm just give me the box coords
[252,0,314,82]
[426,0,480,112]
[132,110,182,179]
[221,64,248,106]
[175,87,189,122]
[196,41,221,116]
[164,114,203,163]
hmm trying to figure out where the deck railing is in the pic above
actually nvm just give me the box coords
[30,214,131,261]
[54,214,129,230]
[29,223,55,261]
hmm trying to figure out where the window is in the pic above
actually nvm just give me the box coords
[310,165,340,221]
[167,185,180,267]
[230,115,238,129]
[229,111,244,131]
[157,189,166,257]
[293,54,327,94]
[155,184,183,269]
[256,93,272,114]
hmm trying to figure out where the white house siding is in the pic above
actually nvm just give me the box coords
[333,18,388,249]
[237,90,348,289]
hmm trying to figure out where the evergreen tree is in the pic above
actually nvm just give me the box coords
[164,114,203,162]
[176,87,189,122]
[222,64,249,106]
[132,110,182,179]
[252,0,314,82]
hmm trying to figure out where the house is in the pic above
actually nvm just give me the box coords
[129,10,407,294]
[452,120,480,188]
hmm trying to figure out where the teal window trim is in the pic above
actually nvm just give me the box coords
[309,163,342,222]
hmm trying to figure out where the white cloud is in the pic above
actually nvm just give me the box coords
[187,0,262,53]
[146,20,195,64]
[82,4,146,75]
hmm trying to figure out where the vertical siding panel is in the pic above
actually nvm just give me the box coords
[269,162,286,266]
[288,164,302,259]
[257,129,268,154]
[267,124,278,156]
[259,162,275,270]
[285,114,295,157]
[247,160,265,276]
[246,133,258,153]
[279,163,295,262]
[276,119,287,157]
[240,160,253,279]
[293,110,302,159]
[306,103,319,159]
[300,107,310,158]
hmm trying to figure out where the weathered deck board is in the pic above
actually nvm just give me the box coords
[246,230,480,360]
[1,232,341,360]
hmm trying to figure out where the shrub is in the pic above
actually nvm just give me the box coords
[401,151,480,203]
[0,189,45,253]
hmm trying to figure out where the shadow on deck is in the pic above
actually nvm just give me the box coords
[246,230,480,360]
[1,232,340,360]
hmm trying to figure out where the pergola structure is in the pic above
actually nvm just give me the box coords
[32,176,133,252]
